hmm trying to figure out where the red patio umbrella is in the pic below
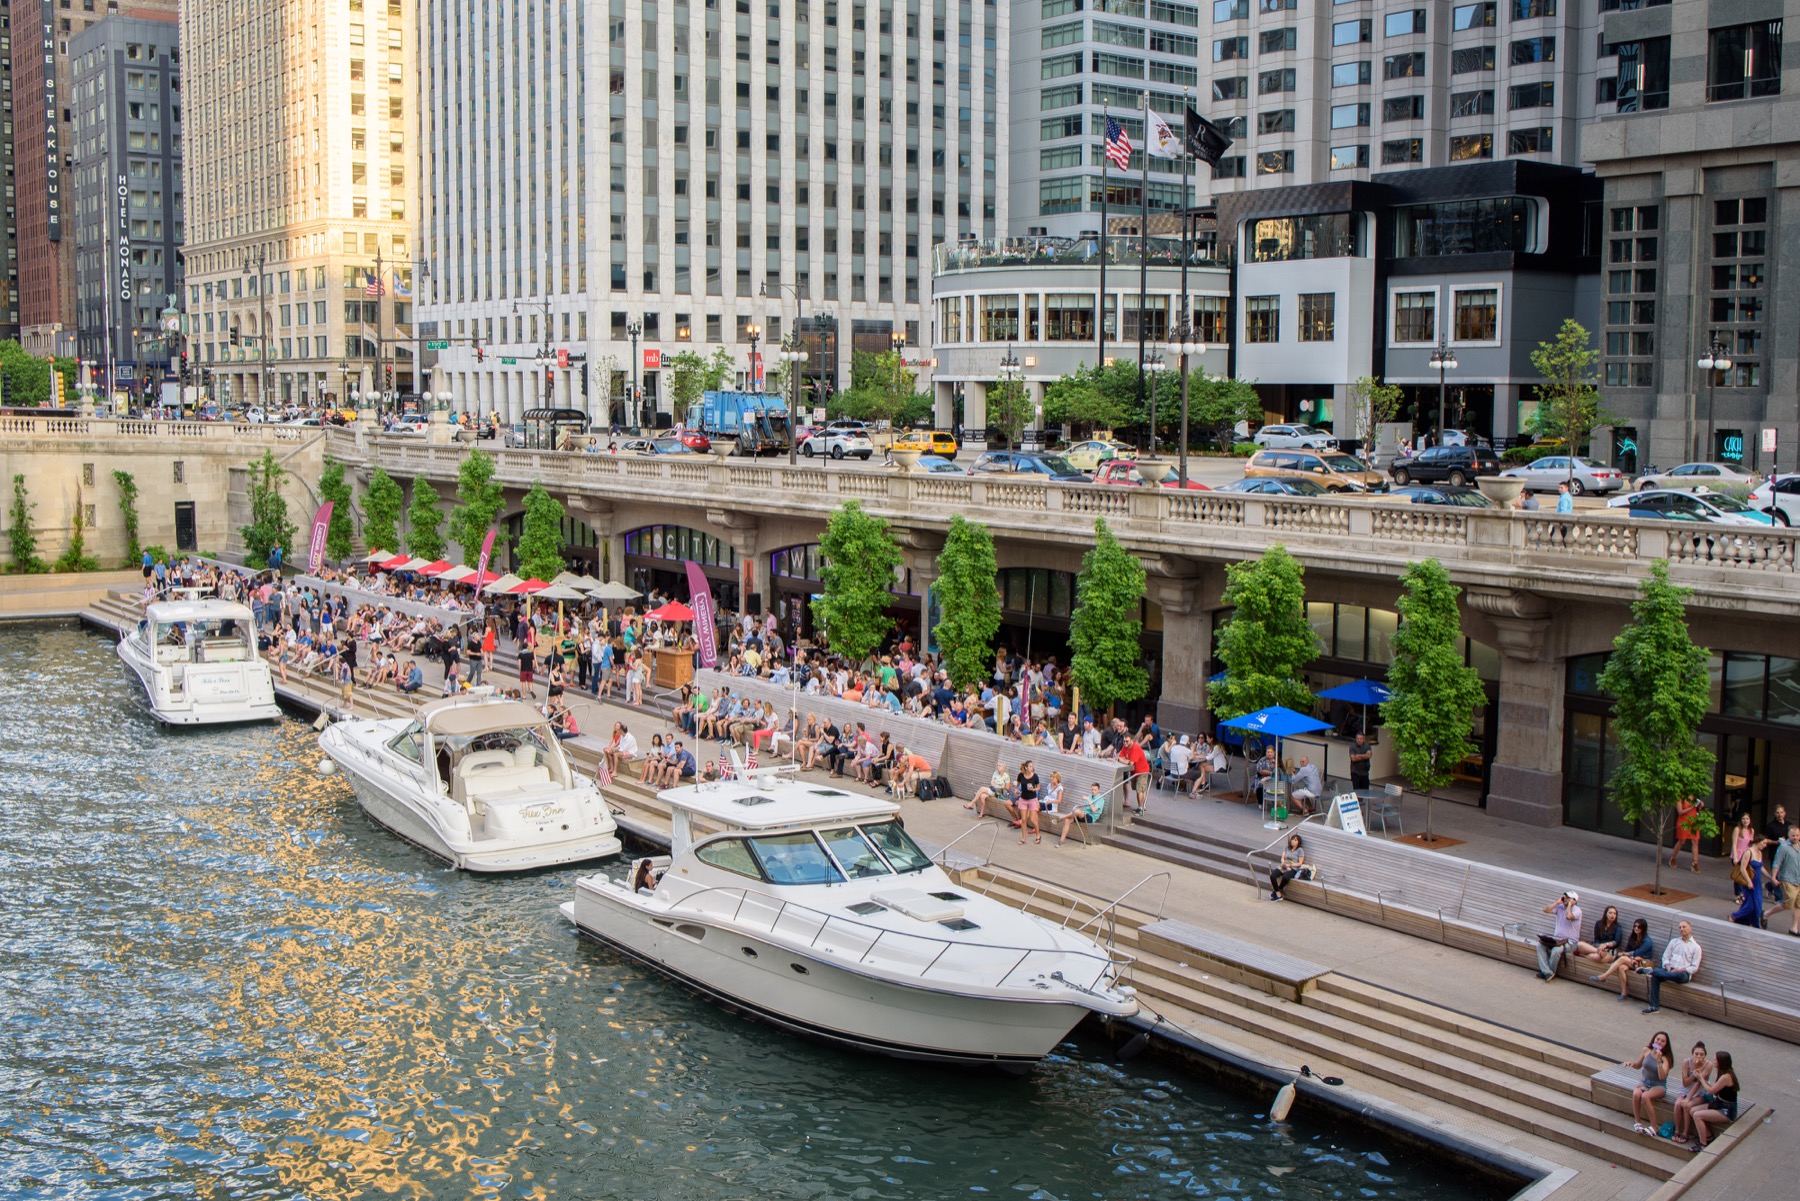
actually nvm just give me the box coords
[646,600,695,622]
[510,578,550,594]
[418,560,455,576]
[378,554,411,570]
[466,569,502,587]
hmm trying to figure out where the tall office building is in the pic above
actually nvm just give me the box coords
[70,12,184,392]
[181,0,416,409]
[420,0,1000,424]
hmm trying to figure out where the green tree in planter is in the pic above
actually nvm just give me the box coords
[362,467,404,556]
[1382,559,1485,842]
[239,450,298,571]
[112,470,141,566]
[1041,362,1141,439]
[813,500,903,663]
[1527,318,1614,485]
[517,482,567,581]
[405,478,446,560]
[1596,560,1718,896]
[316,458,356,561]
[933,515,1002,692]
[1069,518,1148,716]
[448,448,506,562]
[1211,544,1315,723]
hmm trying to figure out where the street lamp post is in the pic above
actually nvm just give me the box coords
[1696,336,1732,463]
[745,323,762,393]
[626,319,642,430]
[998,345,1022,449]
[1174,323,1205,487]
[1143,354,1168,457]
[781,341,809,465]
[244,247,269,409]
[1429,340,1459,446]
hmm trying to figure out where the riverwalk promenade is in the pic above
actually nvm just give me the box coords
[56,590,1794,1201]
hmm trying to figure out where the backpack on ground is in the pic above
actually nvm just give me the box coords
[915,779,937,801]
[935,775,953,799]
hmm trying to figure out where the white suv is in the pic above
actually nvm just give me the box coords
[1253,423,1338,450]
[802,427,875,460]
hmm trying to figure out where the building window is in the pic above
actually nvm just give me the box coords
[1452,45,1496,73]
[1396,197,1536,256]
[1251,213,1361,261]
[1257,149,1295,174]
[1260,68,1297,93]
[1041,84,1084,108]
[1393,291,1436,342]
[1044,293,1097,341]
[980,294,1021,341]
[1453,288,1499,341]
[1511,0,1554,18]
[1330,103,1370,128]
[1213,75,1249,100]
[1384,95,1425,120]
[1509,81,1554,108]
[1708,21,1782,102]
[1384,52,1426,79]
[1449,133,1493,160]
[1041,146,1084,170]
[1041,52,1083,79]
[1094,21,1146,47]
[1507,127,1553,154]
[1603,209,1658,388]
[1615,38,1670,110]
[1213,156,1247,179]
[1042,21,1084,48]
[1042,114,1085,139]
[1384,9,1425,37]
[1194,295,1229,342]
[1708,197,1768,388]
[1245,295,1280,343]
[1332,61,1371,87]
[1298,293,1336,341]
[1259,109,1297,133]
[1332,19,1371,45]
[1213,0,1249,19]
[1452,2,1495,29]
[1259,27,1297,52]
[1214,35,1249,60]
[1450,89,1495,116]
[1510,37,1555,64]
[1382,138,1423,164]
[1330,144,1370,170]
[1039,177,1085,214]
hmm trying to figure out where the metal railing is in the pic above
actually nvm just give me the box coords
[1242,813,1327,896]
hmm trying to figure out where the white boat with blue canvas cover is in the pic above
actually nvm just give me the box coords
[561,764,1138,1067]
[116,593,281,725]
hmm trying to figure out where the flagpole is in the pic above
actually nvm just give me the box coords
[1098,108,1109,372]
[1179,108,1193,488]
[1137,96,1151,452]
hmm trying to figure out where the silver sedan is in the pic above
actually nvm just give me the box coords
[1634,461,1760,492]
[1499,456,1627,495]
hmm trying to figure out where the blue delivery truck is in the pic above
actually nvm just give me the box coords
[693,390,794,456]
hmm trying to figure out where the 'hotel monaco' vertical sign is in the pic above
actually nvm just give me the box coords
[41,1,61,241]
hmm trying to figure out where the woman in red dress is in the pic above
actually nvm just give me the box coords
[1671,796,1703,873]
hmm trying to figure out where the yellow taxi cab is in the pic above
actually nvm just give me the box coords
[892,428,961,456]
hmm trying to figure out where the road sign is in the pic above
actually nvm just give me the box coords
[1763,428,1778,454]
[425,339,449,351]
[500,357,518,366]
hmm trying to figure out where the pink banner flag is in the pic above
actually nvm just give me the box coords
[306,502,334,574]
[476,527,497,582]
[685,559,719,670]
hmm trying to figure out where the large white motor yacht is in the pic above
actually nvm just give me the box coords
[320,692,622,871]
[116,594,282,725]
[561,768,1138,1067]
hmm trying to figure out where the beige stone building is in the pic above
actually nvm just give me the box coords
[180,0,417,410]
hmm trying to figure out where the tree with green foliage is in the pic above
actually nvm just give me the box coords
[1069,518,1149,716]
[1382,559,1486,842]
[985,368,1031,450]
[112,470,141,567]
[0,341,54,407]
[316,459,356,561]
[7,474,43,573]
[516,482,566,581]
[53,485,100,572]
[1528,318,1613,486]
[1349,375,1404,451]
[1210,545,1316,765]
[447,448,506,562]
[239,450,298,571]
[1596,561,1719,895]
[812,500,903,664]
[1041,362,1142,438]
[932,515,1002,692]
[404,477,446,560]
[1187,369,1265,452]
[667,346,738,419]
[362,467,404,556]
[830,350,931,430]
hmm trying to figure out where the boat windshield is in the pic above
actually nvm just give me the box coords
[858,820,933,874]
[153,618,253,661]
[747,832,846,886]
[817,826,893,879]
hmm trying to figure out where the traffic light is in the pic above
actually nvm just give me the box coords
[179,351,189,383]
[475,345,485,363]
[229,326,240,346]
[556,348,570,369]
[384,365,394,390]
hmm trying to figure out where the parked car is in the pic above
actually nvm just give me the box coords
[892,429,960,457]
[967,450,1087,480]
[1090,460,1210,489]
[503,422,527,448]
[1634,461,1761,492]
[1383,485,1494,508]
[1498,456,1627,496]
[674,430,712,452]
[801,427,876,460]
[1747,474,1800,526]
[1061,439,1138,472]
[1389,445,1502,486]
[1213,476,1331,497]
[1253,423,1338,450]
[914,454,966,474]
[1244,449,1388,493]
[1607,489,1778,526]
[284,415,325,427]
[643,438,698,455]
[239,406,267,424]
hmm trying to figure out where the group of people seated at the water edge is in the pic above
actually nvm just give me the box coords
[1624,1032,1742,1153]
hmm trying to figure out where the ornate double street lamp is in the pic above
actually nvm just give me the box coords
[1429,339,1459,444]
[998,345,1023,449]
[626,319,643,430]
[1173,322,1206,488]
[1696,336,1732,462]
[781,340,809,465]
[746,322,763,393]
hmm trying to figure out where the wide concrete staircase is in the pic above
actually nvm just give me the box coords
[1098,807,1264,884]
[959,863,1693,1184]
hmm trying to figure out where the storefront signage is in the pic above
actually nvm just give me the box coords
[42,2,61,241]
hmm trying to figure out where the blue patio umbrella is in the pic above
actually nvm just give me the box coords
[1317,678,1391,735]
[1220,706,1333,827]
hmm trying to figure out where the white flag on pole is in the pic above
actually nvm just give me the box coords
[1146,109,1182,158]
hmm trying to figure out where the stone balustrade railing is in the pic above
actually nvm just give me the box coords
[1,413,317,443]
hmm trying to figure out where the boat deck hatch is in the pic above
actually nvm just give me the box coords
[845,901,887,916]
[939,918,980,932]
[870,887,964,923]
[929,891,967,902]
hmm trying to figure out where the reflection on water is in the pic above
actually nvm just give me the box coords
[0,626,1501,1200]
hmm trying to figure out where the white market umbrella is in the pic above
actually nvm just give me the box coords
[588,580,642,601]
[481,572,523,595]
[437,565,477,582]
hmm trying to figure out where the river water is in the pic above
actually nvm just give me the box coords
[0,626,1507,1200]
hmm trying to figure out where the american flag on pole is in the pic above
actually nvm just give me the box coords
[746,746,760,771]
[595,757,614,789]
[363,272,386,298]
[717,749,733,780]
[1104,116,1133,172]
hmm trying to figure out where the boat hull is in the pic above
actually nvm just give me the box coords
[116,638,282,726]
[565,885,1094,1066]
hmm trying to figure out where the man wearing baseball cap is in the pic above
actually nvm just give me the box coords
[1535,889,1583,981]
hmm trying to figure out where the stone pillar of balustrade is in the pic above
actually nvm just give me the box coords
[1468,587,1564,828]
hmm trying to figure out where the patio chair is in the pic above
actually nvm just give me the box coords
[1367,782,1404,837]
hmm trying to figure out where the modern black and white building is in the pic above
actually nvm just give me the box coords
[69,13,185,392]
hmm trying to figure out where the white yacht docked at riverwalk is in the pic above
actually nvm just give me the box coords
[562,765,1139,1067]
[115,594,281,725]
[320,691,622,872]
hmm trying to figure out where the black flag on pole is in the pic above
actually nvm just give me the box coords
[1185,106,1233,167]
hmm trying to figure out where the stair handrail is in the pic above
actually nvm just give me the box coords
[929,818,1007,868]
[1069,870,1172,953]
[1242,812,1327,894]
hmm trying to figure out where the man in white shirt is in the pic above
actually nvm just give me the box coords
[1289,755,1323,816]
[1167,736,1193,784]
[1080,718,1102,759]
[1642,920,1702,1013]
